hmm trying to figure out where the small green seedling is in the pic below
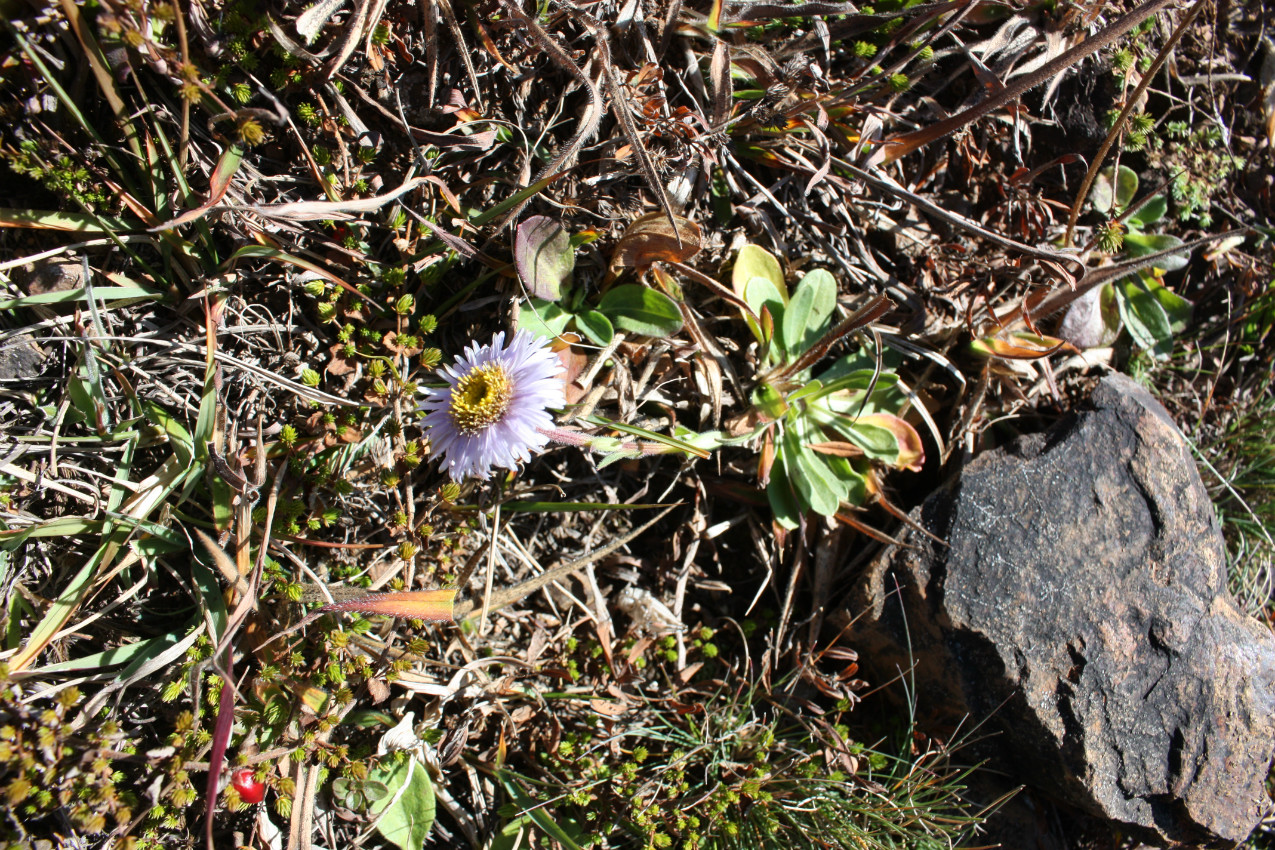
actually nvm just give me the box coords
[1063,165,1193,357]
[730,245,924,528]
[514,216,685,345]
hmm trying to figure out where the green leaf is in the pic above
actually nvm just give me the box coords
[140,400,194,468]
[732,245,787,348]
[574,309,614,346]
[842,421,901,464]
[370,757,436,850]
[456,500,676,514]
[732,244,787,303]
[514,216,574,301]
[1122,232,1190,271]
[1093,165,1138,214]
[1128,194,1167,229]
[1116,277,1165,354]
[582,414,712,459]
[782,420,846,516]
[766,455,802,530]
[519,298,573,339]
[0,285,165,310]
[780,269,837,358]
[31,617,201,673]
[499,774,586,850]
[1116,273,1192,357]
[596,285,683,337]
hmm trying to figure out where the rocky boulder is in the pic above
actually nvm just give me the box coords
[849,374,1275,847]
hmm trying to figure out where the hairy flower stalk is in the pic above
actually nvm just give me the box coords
[420,331,566,481]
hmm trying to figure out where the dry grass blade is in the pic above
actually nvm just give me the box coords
[564,0,683,242]
[494,0,603,230]
[870,0,1180,165]
[1062,0,1208,246]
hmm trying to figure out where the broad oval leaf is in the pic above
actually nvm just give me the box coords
[732,244,787,303]
[519,298,573,340]
[515,215,574,301]
[609,212,702,269]
[780,269,837,358]
[1122,232,1190,271]
[574,309,614,346]
[856,413,925,471]
[1128,194,1167,229]
[1092,164,1138,214]
[370,757,436,850]
[597,284,684,337]
[1116,272,1192,357]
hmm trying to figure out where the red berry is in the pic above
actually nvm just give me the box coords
[231,768,266,804]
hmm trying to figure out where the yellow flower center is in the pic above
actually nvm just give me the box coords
[450,363,514,435]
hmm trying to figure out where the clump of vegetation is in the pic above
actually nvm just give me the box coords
[501,629,981,850]
[0,0,1270,847]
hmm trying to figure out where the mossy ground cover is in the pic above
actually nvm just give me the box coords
[0,0,1272,847]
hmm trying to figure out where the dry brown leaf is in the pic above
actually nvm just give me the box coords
[610,212,703,270]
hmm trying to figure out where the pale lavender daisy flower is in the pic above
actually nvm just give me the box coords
[420,330,566,481]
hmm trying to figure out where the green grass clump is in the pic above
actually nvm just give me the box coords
[501,654,981,850]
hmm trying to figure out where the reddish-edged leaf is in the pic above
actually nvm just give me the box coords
[970,332,1072,360]
[515,216,574,301]
[322,590,457,622]
[856,413,925,472]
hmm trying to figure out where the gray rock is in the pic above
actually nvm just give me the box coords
[849,374,1275,847]
[0,335,46,380]
[10,260,85,296]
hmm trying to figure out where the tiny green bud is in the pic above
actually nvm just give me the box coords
[395,294,415,315]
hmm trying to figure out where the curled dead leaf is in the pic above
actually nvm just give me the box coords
[610,211,702,270]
